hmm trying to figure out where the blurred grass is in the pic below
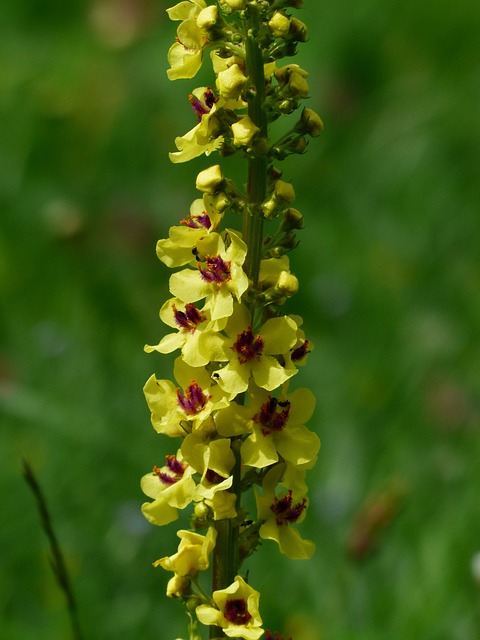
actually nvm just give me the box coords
[1,0,480,638]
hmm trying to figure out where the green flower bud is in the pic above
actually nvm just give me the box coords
[212,191,230,212]
[288,70,310,98]
[196,165,224,193]
[274,179,296,204]
[296,107,324,137]
[275,63,308,85]
[269,12,290,38]
[280,207,304,230]
[289,16,308,42]
[288,136,308,154]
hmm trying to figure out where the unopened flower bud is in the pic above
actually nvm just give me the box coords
[217,63,248,99]
[288,136,307,154]
[196,165,224,193]
[166,575,191,598]
[231,115,260,146]
[262,180,295,218]
[296,107,324,137]
[221,0,246,10]
[274,179,296,204]
[275,63,308,85]
[211,191,230,212]
[289,17,308,42]
[279,99,295,114]
[269,12,290,38]
[275,271,299,296]
[281,207,304,230]
[288,70,310,98]
[196,5,218,30]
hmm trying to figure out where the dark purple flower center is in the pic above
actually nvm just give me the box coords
[173,303,206,332]
[270,490,307,525]
[291,340,310,363]
[254,397,290,435]
[232,327,264,364]
[189,87,219,122]
[177,381,209,415]
[153,455,186,485]
[224,598,252,625]
[180,212,212,229]
[199,255,231,284]
[205,469,226,485]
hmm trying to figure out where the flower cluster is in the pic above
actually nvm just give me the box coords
[141,1,322,638]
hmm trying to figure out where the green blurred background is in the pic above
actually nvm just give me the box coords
[1,0,480,638]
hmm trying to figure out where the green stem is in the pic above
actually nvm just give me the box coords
[209,11,269,640]
[242,15,268,290]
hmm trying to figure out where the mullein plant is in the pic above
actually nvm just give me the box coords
[141,1,323,638]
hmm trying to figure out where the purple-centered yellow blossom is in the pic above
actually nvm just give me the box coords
[169,87,224,163]
[145,297,227,367]
[143,357,229,437]
[200,303,298,395]
[169,231,248,321]
[255,464,315,559]
[141,451,196,526]
[156,195,224,268]
[240,386,320,468]
[182,434,237,519]
[196,575,263,639]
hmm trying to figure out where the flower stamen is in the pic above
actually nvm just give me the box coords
[254,397,290,435]
[199,254,232,284]
[177,381,210,414]
[232,327,264,364]
[270,490,307,525]
[173,303,206,331]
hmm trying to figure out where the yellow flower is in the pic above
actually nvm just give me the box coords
[156,195,224,268]
[182,434,237,519]
[203,303,298,395]
[145,297,227,367]
[154,527,217,575]
[283,314,312,368]
[166,0,210,80]
[140,451,196,526]
[196,575,263,639]
[169,230,248,321]
[255,464,315,559]
[240,386,320,468]
[169,87,225,163]
[144,357,229,438]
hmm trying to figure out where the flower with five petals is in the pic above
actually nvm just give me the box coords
[169,230,248,320]
[196,575,263,639]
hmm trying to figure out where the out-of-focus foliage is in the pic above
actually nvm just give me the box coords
[1,1,479,639]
